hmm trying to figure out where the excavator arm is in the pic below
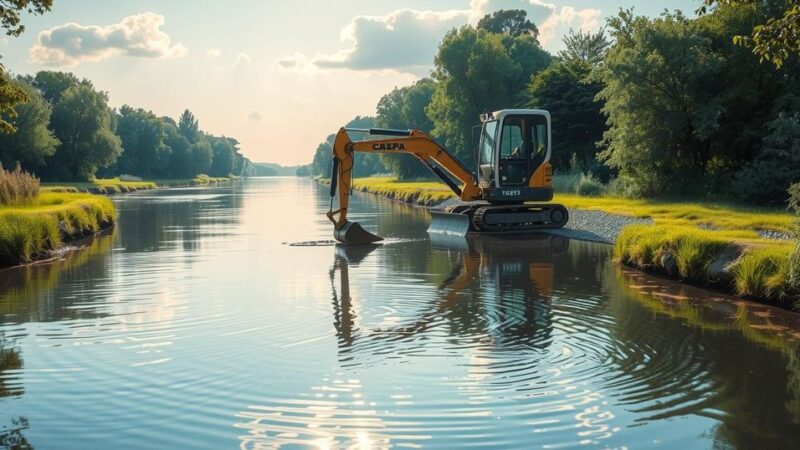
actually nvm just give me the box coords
[326,127,481,244]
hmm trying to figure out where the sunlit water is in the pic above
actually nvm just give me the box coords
[1,177,799,449]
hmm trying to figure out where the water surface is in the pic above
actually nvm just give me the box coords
[1,177,799,449]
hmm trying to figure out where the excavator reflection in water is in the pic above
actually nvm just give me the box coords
[328,234,569,358]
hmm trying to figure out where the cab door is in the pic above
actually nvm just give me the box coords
[497,117,528,186]
[477,120,498,188]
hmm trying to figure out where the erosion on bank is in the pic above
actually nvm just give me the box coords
[338,176,799,308]
[0,192,115,267]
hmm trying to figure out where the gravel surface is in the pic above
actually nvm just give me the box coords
[437,198,652,245]
[757,230,794,240]
[545,209,653,244]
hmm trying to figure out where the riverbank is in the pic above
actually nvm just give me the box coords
[2,176,240,268]
[42,175,238,194]
[0,191,115,267]
[342,177,799,308]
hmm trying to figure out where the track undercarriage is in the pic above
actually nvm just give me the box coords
[428,203,569,236]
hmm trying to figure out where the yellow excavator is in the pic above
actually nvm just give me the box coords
[327,109,569,245]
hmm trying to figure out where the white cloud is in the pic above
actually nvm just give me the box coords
[29,12,187,67]
[247,110,263,121]
[233,52,251,69]
[275,1,600,75]
[206,48,222,58]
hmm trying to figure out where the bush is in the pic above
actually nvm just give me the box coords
[733,114,800,203]
[576,173,603,197]
[552,172,581,193]
[0,163,40,206]
[789,182,800,297]
[119,174,143,182]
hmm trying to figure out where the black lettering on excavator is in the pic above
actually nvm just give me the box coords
[372,143,406,151]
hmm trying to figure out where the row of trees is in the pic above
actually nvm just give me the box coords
[0,71,255,181]
[309,3,799,203]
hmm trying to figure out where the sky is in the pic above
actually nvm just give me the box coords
[2,0,696,166]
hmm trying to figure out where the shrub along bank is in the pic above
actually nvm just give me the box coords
[345,176,799,308]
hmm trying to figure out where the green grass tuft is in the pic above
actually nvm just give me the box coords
[0,192,116,266]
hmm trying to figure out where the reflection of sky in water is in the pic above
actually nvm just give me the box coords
[0,178,799,449]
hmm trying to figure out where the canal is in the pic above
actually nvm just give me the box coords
[1,177,799,449]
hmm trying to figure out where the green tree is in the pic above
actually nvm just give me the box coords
[477,9,539,41]
[598,8,798,197]
[310,116,386,178]
[376,78,436,179]
[162,118,194,178]
[699,0,799,67]
[45,84,122,180]
[428,26,551,165]
[528,62,606,174]
[0,0,52,37]
[528,29,609,174]
[0,1,53,133]
[0,67,27,133]
[191,140,213,175]
[0,78,58,167]
[732,113,800,202]
[209,136,236,177]
[559,28,611,65]
[113,106,171,177]
[29,70,82,104]
[178,109,200,143]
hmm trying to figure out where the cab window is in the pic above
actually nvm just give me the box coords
[529,116,548,167]
[479,120,497,166]
[500,118,525,159]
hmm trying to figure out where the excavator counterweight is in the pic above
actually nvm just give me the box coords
[327,109,568,245]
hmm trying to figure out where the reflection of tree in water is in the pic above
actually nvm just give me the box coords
[0,337,22,398]
[1,337,29,449]
[0,233,114,324]
[0,417,31,450]
[114,184,246,254]
[608,268,800,449]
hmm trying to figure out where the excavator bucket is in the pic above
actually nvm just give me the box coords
[334,220,384,245]
[427,210,471,236]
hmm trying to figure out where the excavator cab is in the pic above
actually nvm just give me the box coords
[475,110,553,204]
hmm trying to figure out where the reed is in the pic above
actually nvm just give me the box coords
[0,163,40,206]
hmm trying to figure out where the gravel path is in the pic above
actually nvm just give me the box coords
[545,209,653,244]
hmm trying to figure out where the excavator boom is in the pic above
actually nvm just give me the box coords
[327,127,480,244]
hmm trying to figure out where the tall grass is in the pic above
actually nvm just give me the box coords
[0,192,115,266]
[0,164,40,206]
[616,224,795,304]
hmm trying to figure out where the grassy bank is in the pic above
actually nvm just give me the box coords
[346,176,798,307]
[43,175,237,194]
[0,191,115,266]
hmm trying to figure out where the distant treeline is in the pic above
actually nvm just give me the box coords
[0,71,257,181]
[307,5,800,203]
[251,163,308,176]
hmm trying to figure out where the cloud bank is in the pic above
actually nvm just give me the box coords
[276,0,600,75]
[30,12,187,66]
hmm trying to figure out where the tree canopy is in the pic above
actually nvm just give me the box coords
[699,0,800,67]
[376,78,436,179]
[0,1,54,133]
[477,9,540,42]
[0,0,52,36]
[0,78,58,167]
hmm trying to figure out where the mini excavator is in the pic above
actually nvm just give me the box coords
[326,109,569,245]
